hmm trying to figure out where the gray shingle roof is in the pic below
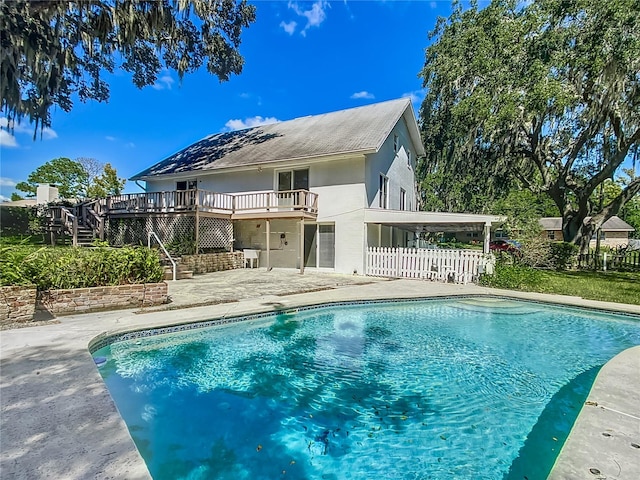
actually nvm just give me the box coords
[540,216,634,232]
[132,98,422,180]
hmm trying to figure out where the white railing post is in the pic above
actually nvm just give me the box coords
[148,231,177,281]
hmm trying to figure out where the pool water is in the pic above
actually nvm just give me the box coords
[93,298,640,480]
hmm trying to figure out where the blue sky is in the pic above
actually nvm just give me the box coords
[0,1,452,200]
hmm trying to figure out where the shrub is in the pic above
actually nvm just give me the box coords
[0,244,163,290]
[479,262,543,289]
[548,242,579,270]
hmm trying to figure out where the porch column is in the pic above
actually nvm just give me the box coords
[266,219,271,270]
[299,219,305,275]
[194,189,200,254]
[483,223,491,253]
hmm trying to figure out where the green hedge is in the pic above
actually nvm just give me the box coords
[479,262,544,289]
[0,244,163,290]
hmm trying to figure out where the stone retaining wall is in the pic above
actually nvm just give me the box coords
[180,252,244,274]
[36,283,168,316]
[1,285,37,325]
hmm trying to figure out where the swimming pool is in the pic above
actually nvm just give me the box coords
[92,297,640,479]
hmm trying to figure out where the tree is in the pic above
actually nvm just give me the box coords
[16,157,125,199]
[86,163,126,197]
[1,0,256,133]
[16,157,89,198]
[418,0,640,252]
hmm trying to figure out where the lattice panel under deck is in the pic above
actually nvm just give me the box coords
[198,217,233,249]
[106,215,232,250]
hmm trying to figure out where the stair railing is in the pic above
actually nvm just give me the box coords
[81,200,105,240]
[148,231,176,281]
[59,207,78,247]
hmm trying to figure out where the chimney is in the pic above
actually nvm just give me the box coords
[36,184,60,204]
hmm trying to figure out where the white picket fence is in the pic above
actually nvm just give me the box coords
[366,247,493,284]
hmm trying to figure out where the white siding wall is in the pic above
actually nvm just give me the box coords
[313,157,367,274]
[365,118,417,211]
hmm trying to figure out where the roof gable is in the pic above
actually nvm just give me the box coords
[132,98,423,180]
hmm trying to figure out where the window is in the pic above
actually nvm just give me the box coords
[407,150,411,168]
[548,231,555,240]
[176,179,197,190]
[176,179,197,206]
[393,134,399,153]
[466,232,480,238]
[379,174,389,209]
[278,168,309,191]
[400,188,406,211]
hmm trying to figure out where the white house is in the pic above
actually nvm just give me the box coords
[121,98,500,274]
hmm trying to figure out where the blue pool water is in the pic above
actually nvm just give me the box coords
[93,298,640,480]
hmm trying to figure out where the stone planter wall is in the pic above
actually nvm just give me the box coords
[36,283,168,316]
[1,285,37,325]
[180,252,244,274]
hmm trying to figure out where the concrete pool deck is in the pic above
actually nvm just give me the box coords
[1,269,639,479]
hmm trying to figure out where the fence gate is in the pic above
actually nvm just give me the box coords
[366,247,493,284]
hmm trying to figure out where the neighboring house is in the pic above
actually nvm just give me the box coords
[540,216,635,248]
[57,99,501,273]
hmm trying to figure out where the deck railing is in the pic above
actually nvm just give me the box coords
[104,189,318,216]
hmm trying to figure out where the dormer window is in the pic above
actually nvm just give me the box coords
[393,134,399,153]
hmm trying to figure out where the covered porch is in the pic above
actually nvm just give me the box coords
[364,209,503,253]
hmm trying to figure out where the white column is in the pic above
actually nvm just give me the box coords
[483,223,491,253]
[299,219,305,275]
[266,219,271,270]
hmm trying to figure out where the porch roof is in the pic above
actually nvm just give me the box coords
[363,209,504,232]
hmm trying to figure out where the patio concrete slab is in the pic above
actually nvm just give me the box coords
[1,270,639,479]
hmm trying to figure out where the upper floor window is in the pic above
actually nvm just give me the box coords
[400,188,406,211]
[176,179,197,190]
[278,168,309,191]
[393,134,399,153]
[407,150,411,168]
[379,174,389,209]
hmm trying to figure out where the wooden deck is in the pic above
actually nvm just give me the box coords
[103,189,318,219]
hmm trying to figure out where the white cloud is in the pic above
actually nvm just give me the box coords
[152,74,175,90]
[105,136,116,141]
[0,177,17,187]
[287,1,329,36]
[430,1,438,8]
[0,129,18,147]
[0,194,10,202]
[224,116,280,131]
[280,20,297,35]
[125,142,136,148]
[402,89,426,105]
[350,91,375,100]
[0,116,57,143]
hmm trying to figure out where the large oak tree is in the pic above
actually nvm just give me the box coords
[1,0,256,133]
[418,0,640,250]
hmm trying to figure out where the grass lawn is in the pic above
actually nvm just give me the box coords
[524,270,640,306]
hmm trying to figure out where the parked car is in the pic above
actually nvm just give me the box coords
[489,239,520,255]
